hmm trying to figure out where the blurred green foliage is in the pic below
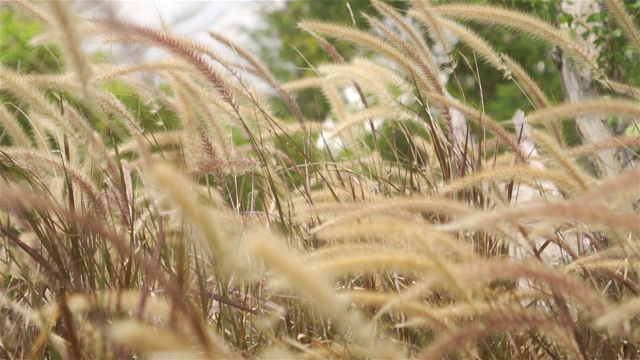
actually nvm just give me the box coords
[248,0,639,159]
[252,0,639,124]
[251,1,406,120]
[0,7,183,149]
[0,7,61,73]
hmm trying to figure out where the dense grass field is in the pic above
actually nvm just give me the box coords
[1,0,639,358]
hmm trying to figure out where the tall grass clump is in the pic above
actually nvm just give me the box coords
[1,0,638,358]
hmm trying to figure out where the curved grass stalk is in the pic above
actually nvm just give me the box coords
[410,10,565,145]
[411,10,504,74]
[310,226,476,261]
[441,165,584,197]
[602,0,640,52]
[47,1,92,99]
[93,18,239,114]
[423,92,529,161]
[372,0,438,69]
[0,105,32,148]
[597,78,640,98]
[0,68,80,139]
[432,4,602,77]
[438,198,640,239]
[165,73,233,161]
[524,98,640,125]
[95,61,192,82]
[300,21,440,96]
[208,31,307,129]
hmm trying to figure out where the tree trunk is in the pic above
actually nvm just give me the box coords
[559,0,621,179]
